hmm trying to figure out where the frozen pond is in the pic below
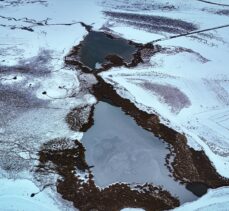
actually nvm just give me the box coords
[79,31,136,69]
[82,101,197,203]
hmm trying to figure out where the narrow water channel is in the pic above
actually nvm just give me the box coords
[82,101,197,204]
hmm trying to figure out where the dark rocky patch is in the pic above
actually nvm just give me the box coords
[66,105,94,132]
[186,182,209,197]
[104,11,198,34]
[216,9,229,16]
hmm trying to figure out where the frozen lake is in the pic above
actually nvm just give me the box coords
[82,101,197,203]
[79,31,136,69]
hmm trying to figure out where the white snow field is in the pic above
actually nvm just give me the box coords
[0,179,67,211]
[0,0,102,209]
[1,0,229,210]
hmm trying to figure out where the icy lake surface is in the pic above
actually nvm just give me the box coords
[79,31,136,69]
[82,101,197,203]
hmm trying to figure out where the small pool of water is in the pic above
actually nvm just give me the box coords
[186,182,209,197]
[79,31,137,69]
[82,101,198,204]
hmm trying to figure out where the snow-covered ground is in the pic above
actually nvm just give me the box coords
[1,0,229,210]
[0,179,72,211]
[0,0,102,209]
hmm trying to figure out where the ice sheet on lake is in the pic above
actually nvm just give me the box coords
[82,102,197,203]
